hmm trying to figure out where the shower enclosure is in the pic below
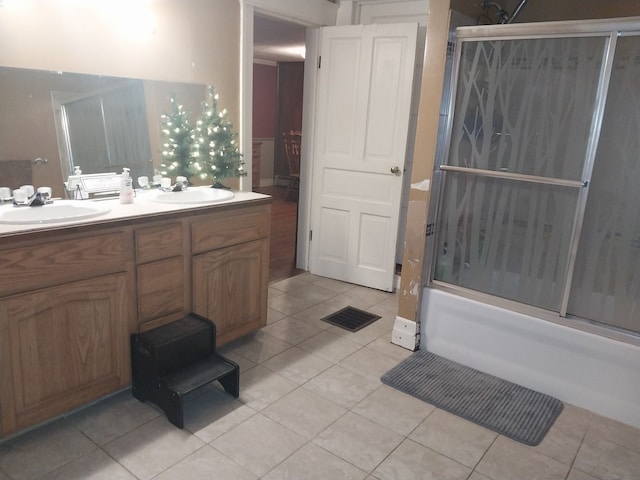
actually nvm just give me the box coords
[431,18,640,341]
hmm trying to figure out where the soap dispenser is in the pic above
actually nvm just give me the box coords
[119,167,134,204]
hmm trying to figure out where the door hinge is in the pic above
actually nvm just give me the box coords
[310,230,313,241]
[318,56,321,69]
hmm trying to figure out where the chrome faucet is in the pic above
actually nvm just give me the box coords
[13,191,52,207]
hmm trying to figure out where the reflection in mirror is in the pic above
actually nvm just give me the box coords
[52,80,152,180]
[0,66,208,193]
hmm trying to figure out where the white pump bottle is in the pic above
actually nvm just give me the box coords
[119,168,134,204]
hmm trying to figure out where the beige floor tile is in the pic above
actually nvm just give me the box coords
[262,317,323,345]
[468,473,493,480]
[66,389,159,445]
[263,442,367,480]
[339,347,399,381]
[270,275,314,293]
[212,413,306,477]
[534,403,592,465]
[263,387,347,439]
[262,346,333,385]
[223,330,292,363]
[298,330,363,363]
[328,322,391,346]
[366,336,413,362]
[43,448,136,480]
[183,388,256,443]
[573,432,640,480]
[269,291,323,315]
[0,419,96,480]
[291,299,352,330]
[267,306,287,324]
[237,365,298,411]
[409,409,497,468]
[372,438,471,480]
[331,286,394,310]
[587,414,640,453]
[305,364,381,409]
[153,445,257,480]
[268,287,285,299]
[305,276,357,293]
[566,469,601,480]
[475,436,570,480]
[314,411,403,472]
[103,416,204,480]
[291,284,342,305]
[353,385,434,436]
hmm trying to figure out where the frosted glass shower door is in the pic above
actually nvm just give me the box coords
[568,34,640,333]
[435,35,607,311]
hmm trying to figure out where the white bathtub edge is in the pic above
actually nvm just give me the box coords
[420,288,640,429]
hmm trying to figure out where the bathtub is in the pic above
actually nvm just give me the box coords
[420,288,640,428]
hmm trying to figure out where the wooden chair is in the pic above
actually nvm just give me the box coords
[282,131,301,201]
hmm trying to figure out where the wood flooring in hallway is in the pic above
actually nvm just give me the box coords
[255,186,303,283]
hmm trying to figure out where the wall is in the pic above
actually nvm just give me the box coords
[0,0,240,192]
[451,0,640,24]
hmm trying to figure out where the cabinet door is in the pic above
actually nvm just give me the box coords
[0,274,129,436]
[138,256,187,327]
[193,239,269,345]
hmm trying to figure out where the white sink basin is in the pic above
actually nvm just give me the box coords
[151,187,234,204]
[0,201,111,224]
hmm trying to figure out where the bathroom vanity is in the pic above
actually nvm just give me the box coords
[0,191,270,437]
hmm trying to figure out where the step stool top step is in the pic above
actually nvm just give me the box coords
[136,313,215,347]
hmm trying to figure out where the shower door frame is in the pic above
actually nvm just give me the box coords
[428,17,640,345]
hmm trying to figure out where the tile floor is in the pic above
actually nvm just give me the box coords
[1,273,639,480]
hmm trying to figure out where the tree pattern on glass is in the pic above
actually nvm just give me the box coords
[436,36,605,311]
[569,35,640,333]
[436,30,640,334]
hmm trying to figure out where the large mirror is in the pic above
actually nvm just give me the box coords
[0,66,208,195]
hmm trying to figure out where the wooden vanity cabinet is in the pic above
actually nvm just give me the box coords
[135,222,189,332]
[0,198,271,438]
[0,229,135,436]
[192,203,270,345]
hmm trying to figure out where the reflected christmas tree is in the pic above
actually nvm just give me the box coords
[191,86,246,188]
[159,94,194,181]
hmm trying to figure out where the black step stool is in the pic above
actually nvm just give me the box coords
[130,313,239,428]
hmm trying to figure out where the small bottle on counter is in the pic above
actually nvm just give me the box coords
[119,168,134,204]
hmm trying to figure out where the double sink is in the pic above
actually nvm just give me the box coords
[0,187,235,225]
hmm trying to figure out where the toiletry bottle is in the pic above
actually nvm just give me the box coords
[119,167,134,204]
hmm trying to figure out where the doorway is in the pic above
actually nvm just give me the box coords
[252,14,306,282]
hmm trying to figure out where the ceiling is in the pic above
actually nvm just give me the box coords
[253,15,307,62]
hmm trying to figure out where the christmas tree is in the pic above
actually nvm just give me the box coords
[159,94,194,181]
[191,85,246,188]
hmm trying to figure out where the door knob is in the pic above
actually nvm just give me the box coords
[390,166,401,174]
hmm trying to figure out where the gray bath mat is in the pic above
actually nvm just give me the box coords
[381,350,563,446]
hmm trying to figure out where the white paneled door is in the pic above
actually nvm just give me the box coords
[309,23,418,292]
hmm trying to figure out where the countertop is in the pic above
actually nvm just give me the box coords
[0,188,271,238]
